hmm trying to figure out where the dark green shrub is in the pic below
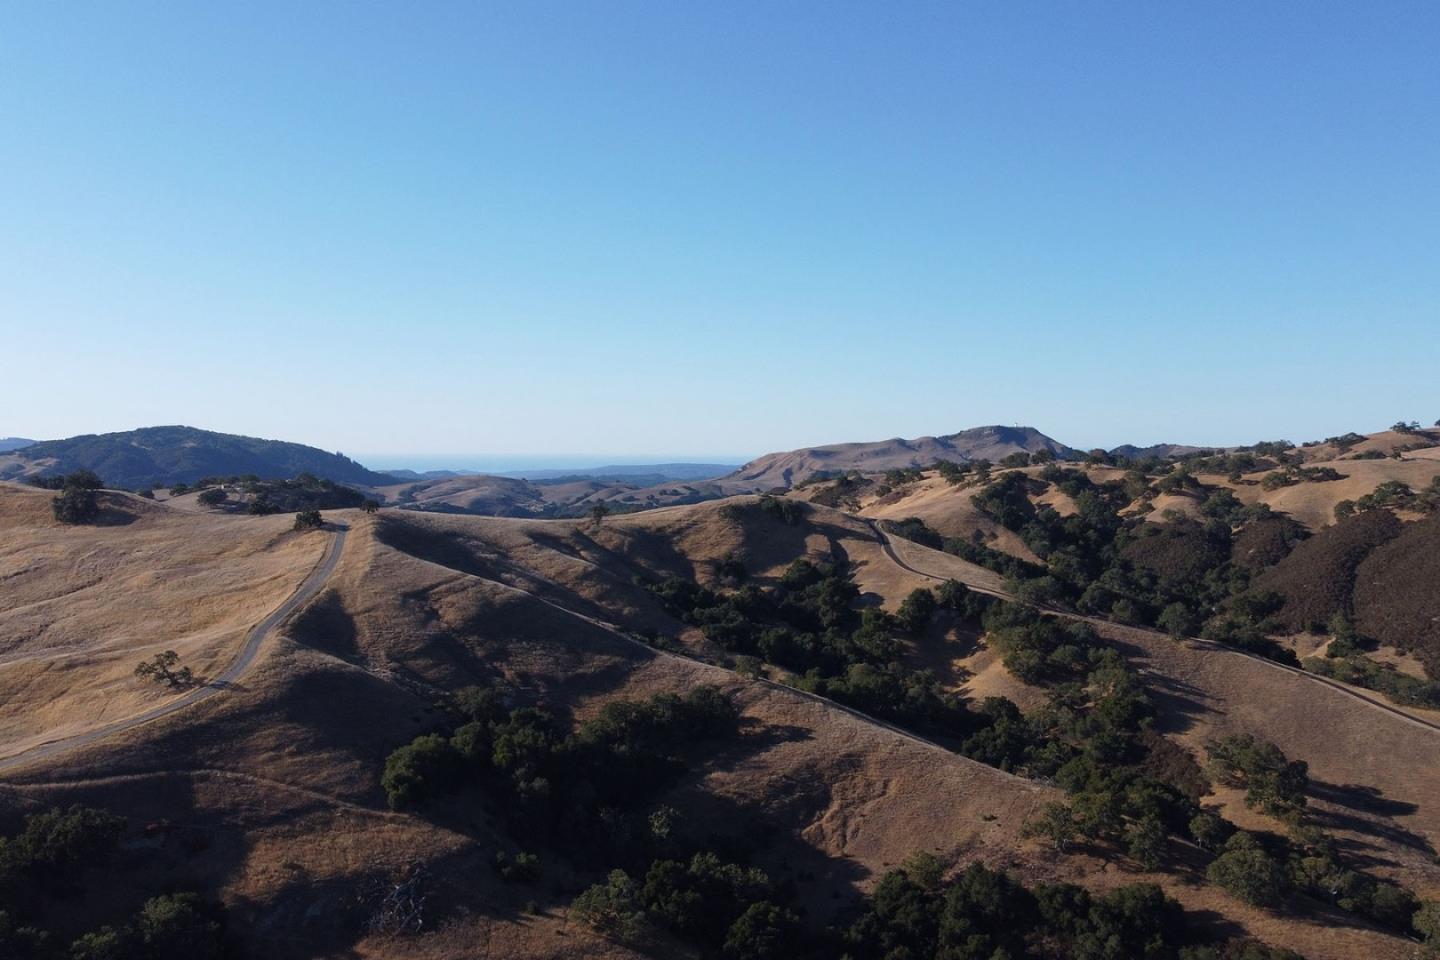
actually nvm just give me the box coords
[381,734,462,809]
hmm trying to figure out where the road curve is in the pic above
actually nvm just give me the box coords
[0,527,348,774]
[864,518,1440,737]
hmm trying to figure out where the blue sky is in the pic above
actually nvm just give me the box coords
[2,3,1436,463]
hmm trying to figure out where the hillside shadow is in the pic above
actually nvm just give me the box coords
[2,770,252,946]
[287,589,362,664]
[905,619,979,690]
[244,768,871,958]
[573,526,698,584]
[373,517,502,581]
[92,506,140,526]
[1179,908,1248,946]
[703,718,815,774]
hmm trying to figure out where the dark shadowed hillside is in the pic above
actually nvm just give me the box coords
[1248,509,1404,631]
[1353,513,1440,674]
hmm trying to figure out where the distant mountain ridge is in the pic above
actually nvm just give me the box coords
[0,426,397,489]
[725,425,1079,489]
[0,438,35,453]
[1108,442,1215,460]
[501,462,738,482]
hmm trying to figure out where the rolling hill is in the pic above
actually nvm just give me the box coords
[724,425,1078,490]
[0,425,398,489]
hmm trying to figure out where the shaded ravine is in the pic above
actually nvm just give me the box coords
[0,527,348,773]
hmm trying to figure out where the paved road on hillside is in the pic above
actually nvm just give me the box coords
[0,527,347,774]
[864,518,1440,737]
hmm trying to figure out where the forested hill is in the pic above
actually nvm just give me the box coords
[0,426,396,489]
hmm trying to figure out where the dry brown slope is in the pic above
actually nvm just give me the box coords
[0,495,1426,959]
[0,482,328,758]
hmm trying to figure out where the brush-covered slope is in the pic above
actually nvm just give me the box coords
[879,532,1440,908]
[0,425,397,488]
[726,426,1077,490]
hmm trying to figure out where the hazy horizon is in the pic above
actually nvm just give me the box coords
[5,417,1431,471]
[356,452,749,474]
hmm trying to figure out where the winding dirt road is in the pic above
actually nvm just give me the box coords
[0,527,347,774]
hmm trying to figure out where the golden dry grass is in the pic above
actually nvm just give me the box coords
[0,488,1432,959]
[1213,457,1440,530]
[855,475,1042,563]
[0,482,328,758]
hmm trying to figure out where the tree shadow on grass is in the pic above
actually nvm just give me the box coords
[1305,778,1434,862]
[1178,907,1248,947]
[1136,669,1220,736]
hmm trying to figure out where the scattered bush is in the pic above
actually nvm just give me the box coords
[756,495,805,525]
[1207,832,1288,907]
[571,870,648,945]
[293,509,324,530]
[1206,735,1308,817]
[381,734,462,809]
[493,850,543,883]
[895,587,936,634]
[52,487,99,524]
[133,650,197,689]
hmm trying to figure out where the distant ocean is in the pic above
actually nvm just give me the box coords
[356,454,749,474]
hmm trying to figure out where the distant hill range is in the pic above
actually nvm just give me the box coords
[0,421,1286,503]
[725,425,1079,490]
[1107,442,1215,460]
[506,462,738,483]
[385,462,738,484]
[0,426,397,489]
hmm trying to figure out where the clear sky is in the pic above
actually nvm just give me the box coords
[2,2,1436,463]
